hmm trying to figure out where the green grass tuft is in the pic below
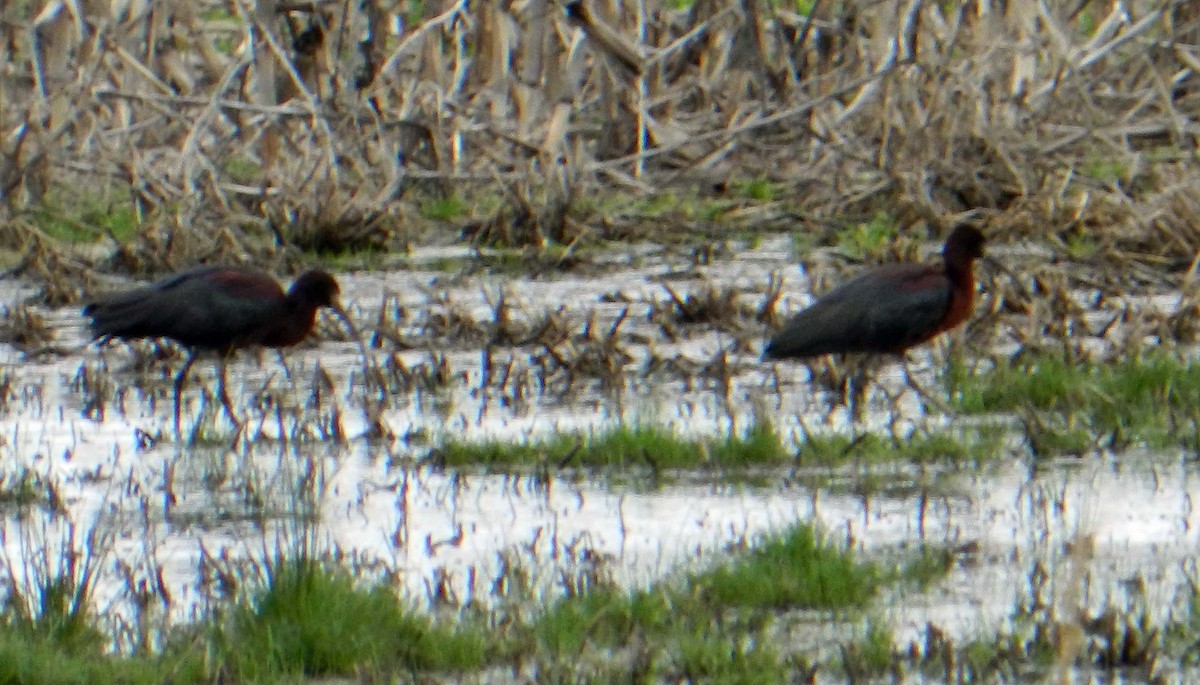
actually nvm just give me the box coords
[0,627,204,685]
[222,157,261,184]
[837,212,897,260]
[421,195,470,221]
[801,428,1005,466]
[218,559,486,680]
[435,422,791,472]
[694,525,880,610]
[898,547,956,588]
[536,588,667,653]
[527,521,905,680]
[0,570,206,685]
[1080,155,1127,183]
[841,620,895,678]
[947,351,1200,454]
[33,198,139,244]
[674,628,785,683]
[734,176,778,201]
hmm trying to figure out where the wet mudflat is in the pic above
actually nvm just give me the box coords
[1,235,1197,682]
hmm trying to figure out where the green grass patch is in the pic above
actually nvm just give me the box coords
[199,7,236,21]
[217,558,487,681]
[1165,584,1200,665]
[693,524,881,610]
[1064,231,1099,259]
[438,422,1004,474]
[897,546,956,588]
[1021,415,1098,457]
[1080,154,1127,182]
[789,229,819,259]
[421,195,470,221]
[800,426,1006,466]
[634,191,685,217]
[673,628,786,683]
[841,620,895,679]
[0,467,57,509]
[318,247,382,271]
[533,585,788,682]
[32,197,139,243]
[465,242,589,272]
[222,156,261,184]
[527,521,907,680]
[620,189,734,226]
[947,351,1200,453]
[0,626,204,685]
[536,587,671,653]
[837,212,897,260]
[0,517,976,683]
[214,35,236,54]
[0,560,206,685]
[434,422,790,472]
[734,175,778,201]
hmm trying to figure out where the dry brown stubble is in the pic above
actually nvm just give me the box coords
[0,1,1195,302]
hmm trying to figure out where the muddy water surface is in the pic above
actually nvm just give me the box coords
[0,237,1195,675]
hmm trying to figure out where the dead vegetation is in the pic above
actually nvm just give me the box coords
[651,282,754,331]
[0,305,52,352]
[534,309,636,389]
[0,2,1196,301]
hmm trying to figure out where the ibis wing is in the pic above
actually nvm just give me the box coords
[84,268,217,342]
[764,266,951,359]
[169,273,284,349]
[85,267,284,349]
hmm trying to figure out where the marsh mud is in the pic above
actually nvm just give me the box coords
[0,236,1195,678]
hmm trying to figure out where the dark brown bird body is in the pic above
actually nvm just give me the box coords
[84,266,347,432]
[84,266,341,351]
[764,225,985,359]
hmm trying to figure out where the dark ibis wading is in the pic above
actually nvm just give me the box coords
[84,266,352,431]
[764,225,986,359]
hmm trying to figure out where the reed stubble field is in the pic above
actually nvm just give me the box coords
[4,0,1200,282]
[3,1,1200,683]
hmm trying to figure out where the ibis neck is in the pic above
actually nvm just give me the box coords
[944,256,975,287]
[262,301,319,348]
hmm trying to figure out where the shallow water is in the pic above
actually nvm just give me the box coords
[0,237,1195,677]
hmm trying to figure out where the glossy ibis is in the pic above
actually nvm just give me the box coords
[764,225,986,360]
[84,266,357,431]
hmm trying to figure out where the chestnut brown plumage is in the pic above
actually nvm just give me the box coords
[764,225,985,359]
[84,266,352,431]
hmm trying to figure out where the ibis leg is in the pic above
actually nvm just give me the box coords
[848,372,864,424]
[173,353,197,436]
[217,357,241,429]
[847,362,876,425]
[274,349,293,382]
[901,359,953,415]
